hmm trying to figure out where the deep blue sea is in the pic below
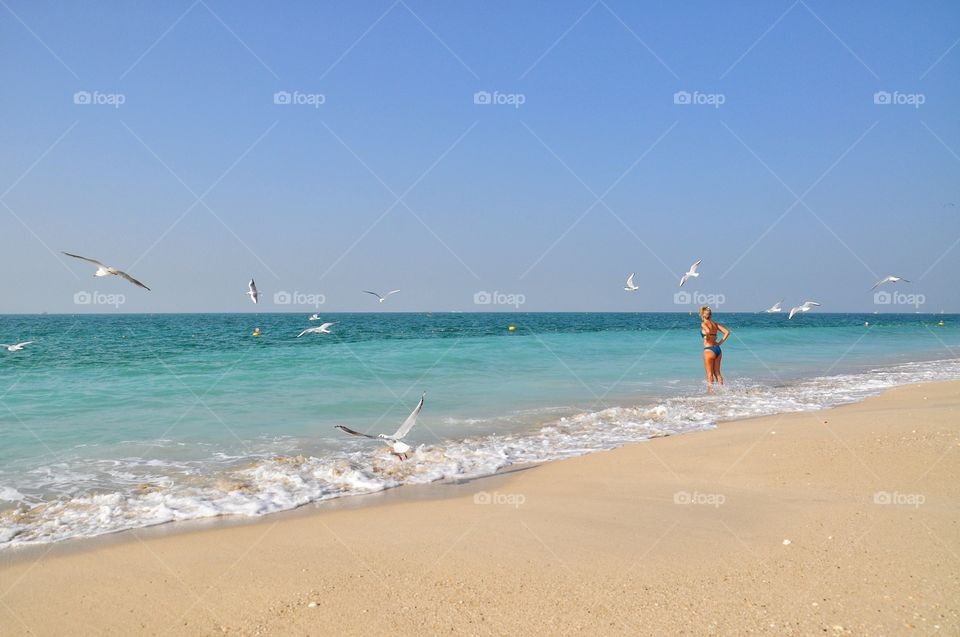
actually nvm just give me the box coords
[1,312,958,547]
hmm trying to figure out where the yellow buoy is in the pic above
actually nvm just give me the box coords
[938,320,944,327]
[508,325,516,332]
[252,328,261,337]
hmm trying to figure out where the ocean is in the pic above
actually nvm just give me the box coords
[1,312,958,548]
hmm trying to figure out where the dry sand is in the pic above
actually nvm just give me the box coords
[1,381,958,636]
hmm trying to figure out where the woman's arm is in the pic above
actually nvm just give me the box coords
[717,323,730,344]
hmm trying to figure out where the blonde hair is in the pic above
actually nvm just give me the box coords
[699,305,712,319]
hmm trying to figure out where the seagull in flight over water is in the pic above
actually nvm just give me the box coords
[363,289,400,303]
[624,273,639,292]
[335,392,426,460]
[308,313,322,321]
[246,279,260,304]
[871,275,909,290]
[788,301,820,320]
[61,253,150,290]
[679,259,701,287]
[763,301,783,313]
[1,342,33,352]
[297,323,335,337]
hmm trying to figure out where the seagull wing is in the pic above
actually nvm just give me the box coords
[803,301,821,309]
[297,328,315,338]
[788,307,798,320]
[679,274,688,287]
[385,290,400,297]
[362,290,383,301]
[626,273,635,287]
[871,277,889,290]
[16,341,33,347]
[390,392,425,440]
[318,322,335,332]
[689,259,701,274]
[334,425,380,440]
[62,252,105,267]
[116,270,151,291]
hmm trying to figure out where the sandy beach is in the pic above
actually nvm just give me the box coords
[1,380,957,636]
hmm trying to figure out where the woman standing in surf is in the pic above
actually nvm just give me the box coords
[699,306,730,390]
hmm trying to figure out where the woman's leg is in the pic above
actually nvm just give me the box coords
[713,351,724,385]
[703,350,716,389]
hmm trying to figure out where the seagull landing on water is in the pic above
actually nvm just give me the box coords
[624,273,639,292]
[788,301,820,320]
[61,253,150,290]
[763,301,783,313]
[871,275,910,290]
[308,313,322,321]
[363,290,400,304]
[1,341,32,352]
[297,323,335,337]
[335,392,425,460]
[679,259,701,287]
[246,279,260,304]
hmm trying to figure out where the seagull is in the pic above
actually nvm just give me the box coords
[335,392,425,460]
[363,290,400,303]
[297,322,335,337]
[308,313,322,321]
[763,301,783,313]
[871,275,909,290]
[679,259,701,287]
[624,273,639,292]
[1,341,33,352]
[788,301,820,320]
[61,253,150,290]
[246,279,260,304]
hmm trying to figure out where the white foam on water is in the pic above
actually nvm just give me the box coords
[2,358,959,549]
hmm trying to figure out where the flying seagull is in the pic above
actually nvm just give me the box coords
[61,253,150,290]
[679,259,701,287]
[308,313,322,321]
[788,301,820,320]
[763,301,783,313]
[624,273,639,292]
[246,279,260,304]
[297,322,335,337]
[363,289,400,303]
[1,341,33,352]
[871,275,909,290]
[335,392,425,460]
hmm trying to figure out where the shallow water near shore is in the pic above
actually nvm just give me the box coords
[1,312,958,547]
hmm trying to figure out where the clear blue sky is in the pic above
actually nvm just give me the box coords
[1,1,958,313]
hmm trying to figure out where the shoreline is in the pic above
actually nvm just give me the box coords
[0,371,956,563]
[1,380,958,635]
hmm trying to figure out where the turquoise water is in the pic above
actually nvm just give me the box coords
[1,312,958,546]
